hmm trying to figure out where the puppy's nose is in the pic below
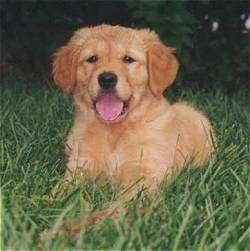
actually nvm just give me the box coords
[98,72,117,90]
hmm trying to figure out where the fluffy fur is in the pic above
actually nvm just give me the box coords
[53,24,215,193]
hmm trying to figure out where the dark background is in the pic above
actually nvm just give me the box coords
[1,0,250,91]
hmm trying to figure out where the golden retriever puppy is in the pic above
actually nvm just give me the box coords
[53,24,214,193]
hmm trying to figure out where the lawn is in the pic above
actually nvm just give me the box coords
[1,77,249,250]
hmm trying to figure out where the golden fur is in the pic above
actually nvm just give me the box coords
[53,24,214,193]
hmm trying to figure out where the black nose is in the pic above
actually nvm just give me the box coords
[98,72,117,90]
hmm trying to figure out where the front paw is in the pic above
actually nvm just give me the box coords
[114,161,158,196]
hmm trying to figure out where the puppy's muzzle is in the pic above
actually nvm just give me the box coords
[98,72,117,91]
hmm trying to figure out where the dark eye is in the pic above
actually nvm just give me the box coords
[122,55,135,63]
[86,55,98,63]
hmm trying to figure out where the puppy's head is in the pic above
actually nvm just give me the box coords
[53,25,179,123]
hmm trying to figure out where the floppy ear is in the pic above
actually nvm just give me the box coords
[52,43,81,94]
[148,43,179,97]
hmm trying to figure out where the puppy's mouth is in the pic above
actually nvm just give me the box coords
[94,91,130,122]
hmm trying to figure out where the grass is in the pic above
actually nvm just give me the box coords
[1,77,249,250]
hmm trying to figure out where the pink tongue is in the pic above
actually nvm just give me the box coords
[95,93,124,121]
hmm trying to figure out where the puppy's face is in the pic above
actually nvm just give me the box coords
[77,34,148,122]
[53,25,179,123]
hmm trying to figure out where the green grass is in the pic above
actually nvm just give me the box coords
[1,77,249,250]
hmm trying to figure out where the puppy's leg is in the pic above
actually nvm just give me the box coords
[51,154,95,199]
[113,160,169,199]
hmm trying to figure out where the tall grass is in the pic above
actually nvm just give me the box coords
[1,78,249,250]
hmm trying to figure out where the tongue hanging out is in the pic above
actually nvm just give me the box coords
[95,92,124,121]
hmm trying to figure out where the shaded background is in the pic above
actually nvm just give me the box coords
[1,0,250,91]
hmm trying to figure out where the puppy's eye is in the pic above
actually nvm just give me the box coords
[86,55,98,63]
[122,56,135,63]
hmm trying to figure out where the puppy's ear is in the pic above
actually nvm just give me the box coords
[52,43,80,94]
[148,43,179,97]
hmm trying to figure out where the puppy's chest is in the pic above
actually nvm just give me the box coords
[81,124,151,162]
